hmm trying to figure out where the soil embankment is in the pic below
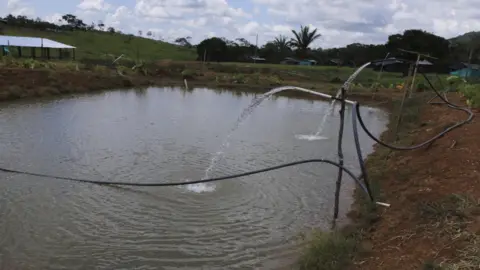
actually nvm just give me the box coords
[0,68,154,100]
[354,94,480,269]
[0,66,397,103]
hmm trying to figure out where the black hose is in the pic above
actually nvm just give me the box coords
[0,159,370,195]
[354,73,474,151]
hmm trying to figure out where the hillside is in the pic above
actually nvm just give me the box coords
[449,31,480,44]
[2,26,197,62]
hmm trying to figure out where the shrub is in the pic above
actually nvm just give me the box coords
[298,231,356,270]
[459,84,480,108]
[181,69,196,79]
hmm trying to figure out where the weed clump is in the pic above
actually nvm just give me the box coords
[298,231,356,270]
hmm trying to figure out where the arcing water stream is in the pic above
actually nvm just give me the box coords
[198,62,373,191]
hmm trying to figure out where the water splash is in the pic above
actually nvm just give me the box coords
[184,182,216,193]
[298,62,372,140]
[294,134,328,141]
[202,96,267,180]
[199,63,373,186]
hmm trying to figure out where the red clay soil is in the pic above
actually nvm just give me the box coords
[354,94,480,269]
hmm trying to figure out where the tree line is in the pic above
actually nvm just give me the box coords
[196,27,480,73]
[1,13,480,72]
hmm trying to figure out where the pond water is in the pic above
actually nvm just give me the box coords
[0,87,388,269]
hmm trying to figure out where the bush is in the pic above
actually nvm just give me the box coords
[298,231,356,270]
[460,84,480,108]
[181,69,196,79]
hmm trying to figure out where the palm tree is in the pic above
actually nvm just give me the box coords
[273,35,290,51]
[290,25,321,57]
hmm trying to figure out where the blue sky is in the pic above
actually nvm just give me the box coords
[2,0,480,48]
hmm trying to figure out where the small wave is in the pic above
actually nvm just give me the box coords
[294,134,328,141]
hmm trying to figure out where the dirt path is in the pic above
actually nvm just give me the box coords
[355,94,480,269]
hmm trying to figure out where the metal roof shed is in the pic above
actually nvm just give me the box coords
[0,35,76,60]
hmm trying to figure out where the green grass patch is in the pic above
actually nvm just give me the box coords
[298,231,356,270]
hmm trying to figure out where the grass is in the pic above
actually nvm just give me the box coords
[298,231,357,270]
[3,26,197,62]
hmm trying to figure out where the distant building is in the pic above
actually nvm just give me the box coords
[298,59,317,66]
[327,59,343,66]
[372,57,433,75]
[449,63,480,78]
[0,35,76,59]
[280,57,300,65]
[250,56,266,63]
[280,57,317,66]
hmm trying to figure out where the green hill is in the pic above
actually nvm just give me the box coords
[449,31,480,44]
[2,26,197,62]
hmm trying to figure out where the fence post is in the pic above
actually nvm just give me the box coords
[332,86,346,229]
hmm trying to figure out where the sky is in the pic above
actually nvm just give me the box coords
[2,0,480,48]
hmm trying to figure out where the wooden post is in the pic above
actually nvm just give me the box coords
[409,54,421,98]
[332,86,346,229]
[72,48,76,60]
[47,48,50,60]
[17,47,22,57]
[31,47,36,58]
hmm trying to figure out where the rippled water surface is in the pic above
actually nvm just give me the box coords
[0,87,388,269]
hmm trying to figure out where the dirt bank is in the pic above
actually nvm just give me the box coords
[353,94,480,269]
[0,67,397,104]
[0,68,156,100]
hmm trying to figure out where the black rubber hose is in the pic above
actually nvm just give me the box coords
[0,159,371,195]
[354,73,474,151]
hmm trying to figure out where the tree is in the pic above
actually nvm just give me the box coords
[138,30,143,36]
[62,14,86,30]
[235,38,252,47]
[196,37,228,62]
[146,31,152,37]
[290,25,321,58]
[107,27,115,33]
[273,35,291,53]
[259,35,293,63]
[386,29,450,60]
[175,36,192,47]
[87,22,95,31]
[97,20,104,31]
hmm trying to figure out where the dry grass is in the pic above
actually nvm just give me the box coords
[418,195,480,269]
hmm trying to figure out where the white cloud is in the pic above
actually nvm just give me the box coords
[77,0,111,11]
[43,13,64,24]
[5,0,35,17]
[31,0,480,49]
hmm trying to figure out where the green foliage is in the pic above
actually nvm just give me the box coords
[181,69,196,79]
[459,84,480,107]
[232,73,247,84]
[298,231,356,270]
[290,25,322,56]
